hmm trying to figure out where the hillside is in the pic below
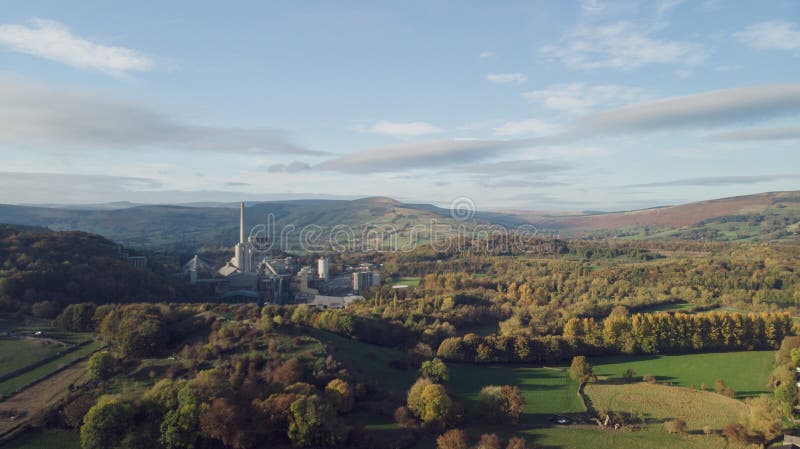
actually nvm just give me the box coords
[0,191,798,250]
[0,226,185,309]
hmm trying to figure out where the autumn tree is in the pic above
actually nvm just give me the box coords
[742,395,784,447]
[420,358,449,383]
[324,378,355,413]
[436,429,469,449]
[287,395,346,448]
[477,385,525,424]
[569,356,597,384]
[80,396,134,449]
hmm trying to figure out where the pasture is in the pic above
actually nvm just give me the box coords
[0,338,63,378]
[590,351,774,397]
[1,430,80,449]
[585,382,746,430]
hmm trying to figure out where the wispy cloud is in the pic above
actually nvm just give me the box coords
[266,161,312,173]
[0,19,152,75]
[707,127,800,141]
[486,73,527,85]
[354,120,444,138]
[571,84,800,135]
[0,76,322,155]
[540,21,707,69]
[492,118,560,137]
[318,84,800,173]
[462,159,571,175]
[479,50,493,59]
[734,21,800,51]
[629,174,800,187]
[523,83,645,114]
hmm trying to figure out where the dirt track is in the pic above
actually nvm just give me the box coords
[0,360,89,436]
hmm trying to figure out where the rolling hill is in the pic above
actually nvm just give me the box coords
[0,191,797,250]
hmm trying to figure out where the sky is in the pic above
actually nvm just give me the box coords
[0,0,798,211]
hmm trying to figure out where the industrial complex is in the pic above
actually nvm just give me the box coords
[182,203,380,308]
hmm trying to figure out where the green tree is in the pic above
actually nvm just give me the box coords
[742,395,784,447]
[87,351,116,381]
[160,403,203,449]
[80,396,133,449]
[287,395,346,448]
[324,378,355,413]
[420,358,449,383]
[569,356,597,384]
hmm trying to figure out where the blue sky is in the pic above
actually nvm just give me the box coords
[0,0,798,211]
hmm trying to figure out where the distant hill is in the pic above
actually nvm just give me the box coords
[0,191,798,250]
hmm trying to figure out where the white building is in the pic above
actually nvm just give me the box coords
[317,257,329,280]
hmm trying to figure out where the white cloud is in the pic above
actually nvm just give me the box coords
[0,76,322,155]
[355,120,444,138]
[707,127,800,141]
[318,84,800,173]
[571,84,800,135]
[486,73,527,85]
[479,50,493,58]
[540,21,707,69]
[523,83,644,114]
[0,18,152,75]
[266,161,313,173]
[734,21,800,51]
[492,119,560,137]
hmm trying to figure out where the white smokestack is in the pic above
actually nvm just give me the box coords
[239,202,245,244]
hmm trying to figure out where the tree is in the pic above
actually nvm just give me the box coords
[287,395,346,448]
[436,429,469,449]
[505,437,527,449]
[64,395,95,428]
[324,378,355,413]
[55,303,97,331]
[774,382,798,413]
[87,351,116,381]
[271,358,305,386]
[477,385,525,424]
[420,383,456,426]
[80,396,134,449]
[569,356,597,384]
[477,433,502,449]
[664,418,687,435]
[199,398,250,449]
[160,402,202,449]
[420,358,449,383]
[742,395,784,446]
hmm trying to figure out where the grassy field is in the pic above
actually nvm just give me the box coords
[586,382,747,430]
[0,338,64,378]
[394,276,421,287]
[307,329,416,394]
[590,351,774,398]
[0,340,103,396]
[447,364,583,425]
[1,430,80,449]
[521,426,752,449]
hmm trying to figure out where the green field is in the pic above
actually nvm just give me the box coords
[307,329,416,394]
[0,340,103,396]
[394,276,421,287]
[0,339,63,378]
[447,364,583,425]
[590,351,773,397]
[521,426,744,449]
[1,430,80,449]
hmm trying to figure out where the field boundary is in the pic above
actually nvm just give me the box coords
[0,339,92,385]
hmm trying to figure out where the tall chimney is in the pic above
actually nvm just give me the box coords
[239,202,245,244]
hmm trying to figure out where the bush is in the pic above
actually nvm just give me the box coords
[436,429,469,449]
[643,375,657,384]
[664,418,687,434]
[722,423,749,445]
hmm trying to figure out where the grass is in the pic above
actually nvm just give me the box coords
[585,382,747,430]
[447,364,584,425]
[635,301,694,313]
[521,426,746,449]
[394,276,421,287]
[307,328,416,394]
[0,430,81,449]
[0,338,64,378]
[589,351,774,398]
[0,340,103,396]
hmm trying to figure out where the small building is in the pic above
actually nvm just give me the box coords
[310,294,364,310]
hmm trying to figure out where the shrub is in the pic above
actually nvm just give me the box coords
[436,429,469,449]
[664,418,687,434]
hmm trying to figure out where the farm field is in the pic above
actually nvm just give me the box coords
[0,339,64,378]
[394,276,421,287]
[447,364,583,425]
[521,426,755,449]
[585,382,746,430]
[0,340,103,396]
[1,430,80,449]
[589,351,774,397]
